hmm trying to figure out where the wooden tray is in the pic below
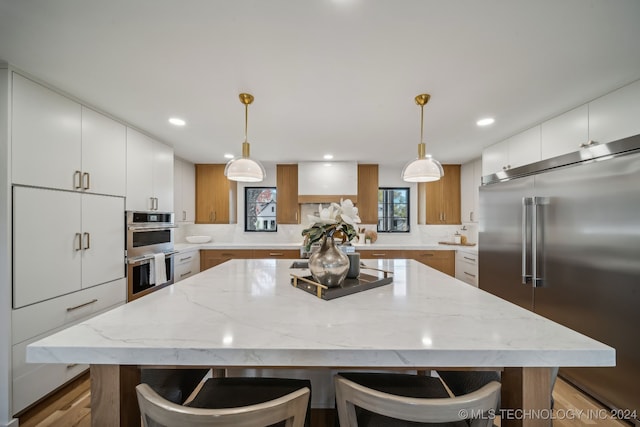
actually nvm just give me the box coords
[290,266,393,300]
[438,241,477,246]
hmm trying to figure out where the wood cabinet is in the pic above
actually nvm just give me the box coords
[13,186,125,308]
[126,127,174,211]
[11,73,126,196]
[460,158,482,223]
[358,249,454,277]
[419,164,461,225]
[195,164,237,224]
[174,157,196,222]
[482,126,541,175]
[357,164,378,224]
[276,164,299,224]
[200,249,300,271]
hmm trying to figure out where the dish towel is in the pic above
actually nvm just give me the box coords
[149,253,167,285]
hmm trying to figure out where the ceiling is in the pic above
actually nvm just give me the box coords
[1,1,640,168]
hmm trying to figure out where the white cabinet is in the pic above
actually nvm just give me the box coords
[11,73,126,196]
[460,158,481,223]
[81,106,127,196]
[174,157,196,222]
[455,250,478,287]
[13,186,125,308]
[589,79,640,145]
[11,72,81,190]
[482,126,541,175]
[298,161,357,196]
[541,105,589,160]
[174,250,200,282]
[126,127,174,212]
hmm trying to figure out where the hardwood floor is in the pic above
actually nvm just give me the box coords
[17,372,630,427]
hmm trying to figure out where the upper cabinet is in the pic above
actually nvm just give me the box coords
[541,105,589,160]
[419,164,461,225]
[174,157,196,222]
[126,128,174,212]
[195,164,237,224]
[276,164,299,224]
[460,158,481,223]
[482,126,541,176]
[357,164,379,225]
[11,73,126,196]
[588,79,640,145]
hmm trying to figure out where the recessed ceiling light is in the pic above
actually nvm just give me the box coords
[324,154,334,160]
[476,117,495,127]
[169,117,186,126]
[224,153,234,159]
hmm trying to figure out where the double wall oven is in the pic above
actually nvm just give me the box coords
[126,211,176,301]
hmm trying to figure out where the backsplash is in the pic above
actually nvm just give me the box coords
[176,222,477,246]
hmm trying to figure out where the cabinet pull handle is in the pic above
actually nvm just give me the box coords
[464,272,477,278]
[580,140,598,148]
[74,171,82,189]
[66,298,98,312]
[183,210,186,221]
[422,253,434,257]
[82,172,90,190]
[83,232,91,250]
[463,256,475,261]
[221,253,233,256]
[67,364,78,369]
[150,197,155,210]
[75,233,82,251]
[269,253,284,256]
[179,256,192,262]
[155,198,159,210]
[209,212,213,222]
[470,211,474,222]
[372,253,386,256]
[180,271,192,278]
[213,211,217,221]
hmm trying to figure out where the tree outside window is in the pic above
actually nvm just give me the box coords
[245,187,277,232]
[378,188,409,232]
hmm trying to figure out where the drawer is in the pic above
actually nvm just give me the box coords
[175,252,200,282]
[359,250,409,259]
[12,278,125,345]
[12,332,88,414]
[455,259,478,287]
[456,250,477,265]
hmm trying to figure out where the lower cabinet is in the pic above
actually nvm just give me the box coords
[11,278,125,414]
[174,250,200,282]
[200,249,301,271]
[455,250,478,287]
[359,250,455,277]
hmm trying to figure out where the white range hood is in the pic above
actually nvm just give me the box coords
[297,161,358,203]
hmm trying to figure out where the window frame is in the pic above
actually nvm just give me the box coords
[377,187,410,233]
[244,187,278,232]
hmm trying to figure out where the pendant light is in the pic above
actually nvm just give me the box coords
[401,94,443,182]
[224,93,266,182]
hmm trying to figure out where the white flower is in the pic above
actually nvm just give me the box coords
[307,204,338,225]
[338,198,361,225]
[306,199,360,226]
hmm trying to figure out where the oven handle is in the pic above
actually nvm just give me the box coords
[127,251,178,265]
[127,225,177,231]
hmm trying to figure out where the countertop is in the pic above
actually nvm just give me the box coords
[175,242,478,253]
[27,258,611,368]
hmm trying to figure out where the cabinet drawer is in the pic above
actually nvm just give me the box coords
[253,249,300,259]
[359,250,408,259]
[455,252,478,287]
[12,278,125,345]
[175,251,200,282]
[456,251,477,265]
[12,333,88,414]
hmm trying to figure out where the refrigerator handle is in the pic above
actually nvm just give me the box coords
[532,196,549,288]
[522,197,533,284]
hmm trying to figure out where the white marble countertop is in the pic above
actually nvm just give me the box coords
[27,259,612,369]
[175,242,477,252]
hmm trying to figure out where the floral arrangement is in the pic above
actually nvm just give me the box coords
[302,199,361,251]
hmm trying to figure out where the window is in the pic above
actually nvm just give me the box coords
[245,187,277,232]
[377,188,409,232]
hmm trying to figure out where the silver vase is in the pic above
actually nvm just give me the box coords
[308,235,349,288]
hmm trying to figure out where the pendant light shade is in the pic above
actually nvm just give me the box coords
[401,94,443,182]
[225,93,265,182]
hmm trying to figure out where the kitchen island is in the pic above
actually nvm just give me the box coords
[26,259,614,427]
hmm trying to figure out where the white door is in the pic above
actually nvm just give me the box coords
[482,139,509,175]
[11,73,81,191]
[173,157,183,220]
[81,194,125,289]
[126,128,154,211]
[152,141,174,212]
[589,79,640,145]
[508,126,541,169]
[13,187,82,308]
[182,160,196,222]
[81,107,127,197]
[460,162,474,223]
[541,105,589,160]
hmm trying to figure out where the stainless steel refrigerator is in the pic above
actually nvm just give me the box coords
[479,134,640,418]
